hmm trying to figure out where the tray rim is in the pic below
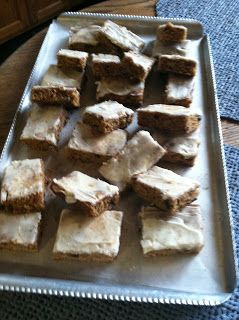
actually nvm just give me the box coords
[0,11,237,306]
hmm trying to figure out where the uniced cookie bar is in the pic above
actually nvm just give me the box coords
[82,100,134,133]
[53,209,123,261]
[99,130,165,190]
[158,54,197,76]
[20,105,68,150]
[156,22,187,42]
[51,171,119,217]
[66,123,127,164]
[137,104,201,134]
[132,166,200,214]
[0,211,42,252]
[57,49,89,71]
[1,159,45,212]
[139,205,204,256]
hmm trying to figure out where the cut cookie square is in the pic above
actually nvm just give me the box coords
[53,209,123,261]
[1,159,45,212]
[152,40,190,58]
[82,100,134,133]
[132,166,200,214]
[139,205,204,256]
[91,53,121,79]
[51,171,119,217]
[156,22,187,42]
[158,54,197,76]
[57,49,89,71]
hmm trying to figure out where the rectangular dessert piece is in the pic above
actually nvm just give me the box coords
[57,49,88,71]
[20,105,68,150]
[139,205,204,256]
[132,166,200,214]
[163,135,200,166]
[97,20,145,53]
[0,211,42,252]
[156,22,187,42]
[67,123,127,164]
[51,171,119,217]
[1,159,45,212]
[165,73,195,107]
[137,104,201,134]
[41,64,84,89]
[158,54,197,76]
[82,100,134,133]
[53,209,123,261]
[152,40,190,58]
[31,85,80,107]
[96,78,145,107]
[99,130,165,190]
[68,25,103,53]
[91,53,121,79]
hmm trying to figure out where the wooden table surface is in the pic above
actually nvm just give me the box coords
[0,0,238,152]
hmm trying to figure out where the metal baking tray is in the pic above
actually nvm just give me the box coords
[0,12,237,306]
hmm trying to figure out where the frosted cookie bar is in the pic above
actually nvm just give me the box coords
[96,78,145,107]
[165,73,195,107]
[0,211,42,252]
[152,40,190,58]
[20,105,68,150]
[99,130,165,190]
[97,20,145,54]
[132,166,200,214]
[158,54,197,76]
[82,101,134,133]
[67,123,127,164]
[1,159,45,212]
[163,135,200,166]
[91,53,121,79]
[157,22,187,42]
[51,171,119,217]
[57,49,88,71]
[53,209,123,261]
[139,205,204,256]
[137,104,201,134]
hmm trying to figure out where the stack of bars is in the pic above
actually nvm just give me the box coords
[0,19,204,261]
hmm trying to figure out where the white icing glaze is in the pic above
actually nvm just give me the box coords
[1,159,44,202]
[83,100,134,120]
[166,74,195,102]
[0,211,41,246]
[152,40,190,58]
[134,166,200,199]
[69,25,101,45]
[53,209,123,256]
[137,104,200,117]
[91,53,121,63]
[41,65,84,89]
[123,51,155,69]
[101,20,144,52]
[96,79,144,97]
[52,171,119,205]
[159,54,196,64]
[20,105,66,145]
[140,205,203,254]
[99,131,165,190]
[58,49,88,59]
[165,136,200,158]
[67,123,127,156]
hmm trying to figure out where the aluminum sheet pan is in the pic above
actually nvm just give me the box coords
[0,12,237,306]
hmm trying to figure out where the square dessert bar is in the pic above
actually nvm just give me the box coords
[1,159,45,212]
[82,100,134,134]
[163,135,200,166]
[51,171,119,217]
[157,22,187,42]
[67,123,127,164]
[139,205,204,256]
[53,209,123,261]
[132,166,200,214]
[57,49,89,71]
[158,54,197,76]
[91,53,121,79]
[165,73,195,107]
[68,25,103,53]
[0,211,42,252]
[96,78,145,107]
[20,105,68,150]
[152,40,190,58]
[97,20,145,53]
[99,130,165,190]
[137,104,201,134]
